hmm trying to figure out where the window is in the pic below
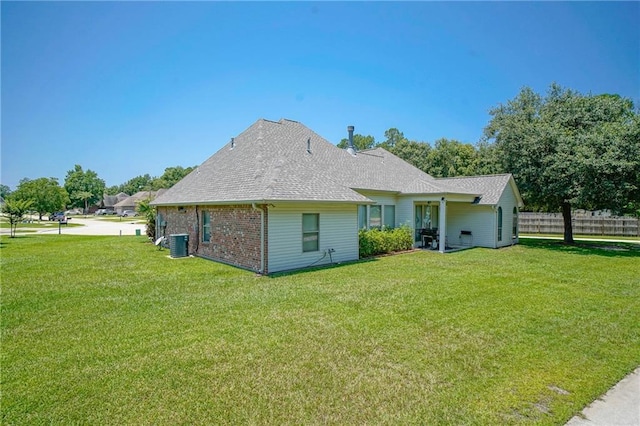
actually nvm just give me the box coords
[497,207,503,242]
[302,213,319,252]
[202,211,211,242]
[157,213,166,239]
[512,207,518,239]
[358,205,367,230]
[383,205,395,229]
[369,205,382,229]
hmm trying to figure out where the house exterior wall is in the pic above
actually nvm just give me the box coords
[496,183,520,247]
[399,192,519,250]
[267,202,359,273]
[356,191,397,207]
[446,203,496,248]
[157,204,265,273]
[396,197,416,229]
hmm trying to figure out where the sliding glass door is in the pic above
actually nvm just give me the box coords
[414,204,438,242]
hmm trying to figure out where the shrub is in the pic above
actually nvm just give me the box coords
[136,198,156,239]
[359,225,413,258]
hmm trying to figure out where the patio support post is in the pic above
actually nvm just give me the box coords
[439,198,446,253]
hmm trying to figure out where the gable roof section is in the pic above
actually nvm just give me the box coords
[152,119,511,206]
[116,189,168,208]
[437,174,523,206]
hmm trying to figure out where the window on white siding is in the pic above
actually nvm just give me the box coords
[369,205,382,229]
[497,207,503,242]
[383,205,395,228]
[202,211,211,242]
[302,213,319,252]
[358,205,367,230]
[512,207,518,239]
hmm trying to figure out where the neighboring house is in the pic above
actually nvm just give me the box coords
[105,192,129,209]
[151,118,523,274]
[114,190,167,215]
[92,193,130,213]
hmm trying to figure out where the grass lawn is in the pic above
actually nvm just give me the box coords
[2,236,639,424]
[521,233,640,242]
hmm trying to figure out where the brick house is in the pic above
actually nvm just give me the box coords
[151,118,523,274]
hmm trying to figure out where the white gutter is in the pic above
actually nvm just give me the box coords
[252,203,265,274]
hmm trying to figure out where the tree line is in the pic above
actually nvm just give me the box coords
[344,84,639,242]
[339,128,499,178]
[1,165,195,221]
[2,83,639,243]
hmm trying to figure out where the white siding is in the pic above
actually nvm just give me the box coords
[446,203,496,248]
[268,203,359,273]
[357,191,397,207]
[396,197,415,229]
[496,182,520,247]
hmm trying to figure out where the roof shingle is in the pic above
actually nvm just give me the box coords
[152,119,514,206]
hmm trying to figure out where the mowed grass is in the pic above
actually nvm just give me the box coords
[1,236,639,425]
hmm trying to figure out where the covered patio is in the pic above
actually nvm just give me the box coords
[413,197,478,253]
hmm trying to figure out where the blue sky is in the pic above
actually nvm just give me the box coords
[2,1,638,190]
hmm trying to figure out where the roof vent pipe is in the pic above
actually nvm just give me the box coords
[307,137,311,154]
[230,137,235,149]
[347,125,356,156]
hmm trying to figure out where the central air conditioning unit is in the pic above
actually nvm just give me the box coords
[169,234,189,258]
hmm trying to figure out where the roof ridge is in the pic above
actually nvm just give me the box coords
[437,173,511,180]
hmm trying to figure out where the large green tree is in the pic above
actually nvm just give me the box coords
[116,174,154,195]
[11,178,69,219]
[484,84,640,243]
[0,184,11,199]
[427,138,479,178]
[337,134,376,151]
[150,166,196,190]
[64,165,106,209]
[387,138,432,173]
[378,128,407,150]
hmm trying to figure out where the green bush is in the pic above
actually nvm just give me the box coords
[359,225,413,258]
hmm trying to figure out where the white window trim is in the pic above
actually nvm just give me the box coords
[360,204,396,230]
[302,213,320,252]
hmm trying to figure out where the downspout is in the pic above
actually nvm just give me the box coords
[491,205,497,248]
[252,203,265,274]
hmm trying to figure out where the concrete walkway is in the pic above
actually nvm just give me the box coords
[566,367,640,426]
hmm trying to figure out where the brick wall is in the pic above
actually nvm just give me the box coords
[157,204,268,273]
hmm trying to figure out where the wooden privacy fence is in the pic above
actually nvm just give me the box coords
[519,213,640,237]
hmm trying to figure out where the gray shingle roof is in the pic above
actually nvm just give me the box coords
[437,174,520,205]
[116,190,168,208]
[152,119,511,206]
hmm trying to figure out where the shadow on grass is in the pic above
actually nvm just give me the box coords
[268,257,379,278]
[519,237,640,258]
[0,234,32,248]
